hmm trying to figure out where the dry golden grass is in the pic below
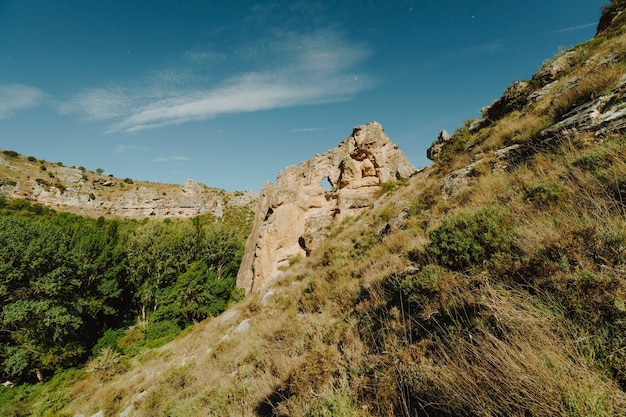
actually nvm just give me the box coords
[482,111,554,150]
[408,290,626,417]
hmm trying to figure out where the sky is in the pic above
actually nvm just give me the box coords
[0,0,609,192]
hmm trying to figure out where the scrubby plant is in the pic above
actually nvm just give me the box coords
[85,347,127,380]
[525,180,566,207]
[427,205,513,271]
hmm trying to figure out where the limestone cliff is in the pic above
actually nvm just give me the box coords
[0,156,256,218]
[237,121,417,293]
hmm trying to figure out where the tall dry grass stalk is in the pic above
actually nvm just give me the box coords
[396,283,626,417]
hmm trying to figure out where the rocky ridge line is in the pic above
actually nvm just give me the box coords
[0,156,256,218]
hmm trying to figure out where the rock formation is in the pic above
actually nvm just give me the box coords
[0,156,256,219]
[237,121,417,293]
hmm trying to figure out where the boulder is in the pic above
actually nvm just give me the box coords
[427,129,451,161]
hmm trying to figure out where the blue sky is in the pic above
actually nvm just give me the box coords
[0,0,607,192]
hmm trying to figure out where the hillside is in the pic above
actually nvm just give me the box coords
[0,151,256,219]
[4,2,626,416]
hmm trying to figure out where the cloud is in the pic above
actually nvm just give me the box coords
[0,83,45,119]
[60,29,372,132]
[459,40,504,57]
[550,22,597,34]
[153,156,191,162]
[290,126,336,133]
[115,145,136,153]
[58,87,137,120]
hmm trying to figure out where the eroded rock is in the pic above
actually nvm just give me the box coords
[237,121,417,293]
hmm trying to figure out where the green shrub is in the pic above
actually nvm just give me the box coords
[92,328,125,356]
[2,150,19,158]
[400,264,447,306]
[27,156,36,162]
[86,347,127,380]
[525,181,565,207]
[39,165,46,171]
[427,206,512,271]
[146,320,181,343]
[35,178,50,187]
[381,181,398,193]
[123,177,134,184]
[55,182,66,193]
[571,148,610,172]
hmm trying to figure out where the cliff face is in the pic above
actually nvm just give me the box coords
[237,121,417,293]
[0,157,256,218]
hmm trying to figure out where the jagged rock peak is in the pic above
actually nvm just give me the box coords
[237,121,417,293]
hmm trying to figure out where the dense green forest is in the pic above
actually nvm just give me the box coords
[0,196,248,383]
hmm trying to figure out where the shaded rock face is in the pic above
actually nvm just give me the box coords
[426,129,451,161]
[237,121,417,293]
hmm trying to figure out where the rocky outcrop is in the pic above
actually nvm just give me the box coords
[541,74,626,141]
[427,130,451,161]
[237,121,417,293]
[0,157,256,218]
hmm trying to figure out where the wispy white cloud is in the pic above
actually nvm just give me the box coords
[0,83,45,119]
[60,29,372,133]
[115,145,136,153]
[459,40,503,57]
[58,87,138,120]
[153,156,191,162]
[290,126,336,133]
[550,22,596,34]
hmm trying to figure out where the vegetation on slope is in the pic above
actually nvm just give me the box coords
[5,2,626,416]
[0,197,251,415]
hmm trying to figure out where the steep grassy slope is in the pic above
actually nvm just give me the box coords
[5,3,626,417]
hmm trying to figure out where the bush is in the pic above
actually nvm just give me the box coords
[381,181,398,193]
[146,320,180,342]
[525,181,565,207]
[92,328,125,356]
[55,182,66,193]
[400,264,447,306]
[2,150,19,158]
[571,148,610,172]
[27,156,36,162]
[86,348,127,380]
[427,206,513,271]
[35,178,51,187]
